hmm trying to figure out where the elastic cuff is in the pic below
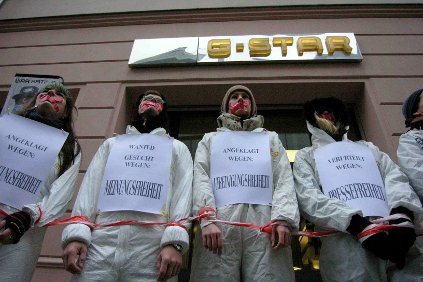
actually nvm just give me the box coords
[160,226,189,255]
[61,223,92,249]
[22,205,39,227]
[34,205,42,225]
[347,214,371,236]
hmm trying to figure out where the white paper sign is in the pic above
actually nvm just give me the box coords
[314,141,389,217]
[211,131,273,208]
[97,134,173,214]
[0,114,69,209]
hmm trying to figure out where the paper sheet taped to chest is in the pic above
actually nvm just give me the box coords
[97,134,173,215]
[0,114,68,209]
[314,141,389,217]
[211,131,273,208]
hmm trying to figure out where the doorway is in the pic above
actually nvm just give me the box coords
[168,106,362,282]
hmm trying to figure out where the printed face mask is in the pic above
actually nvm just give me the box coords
[139,95,164,114]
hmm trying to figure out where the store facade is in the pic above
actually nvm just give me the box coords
[1,1,422,281]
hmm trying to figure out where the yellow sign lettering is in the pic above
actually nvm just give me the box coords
[208,39,231,58]
[326,36,353,55]
[249,38,271,57]
[297,36,323,56]
[272,37,293,56]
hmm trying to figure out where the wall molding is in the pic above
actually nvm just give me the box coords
[1,5,423,33]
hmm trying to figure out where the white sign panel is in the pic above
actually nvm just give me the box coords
[97,134,173,214]
[1,74,63,116]
[0,114,69,209]
[211,131,273,208]
[129,33,362,67]
[314,142,389,217]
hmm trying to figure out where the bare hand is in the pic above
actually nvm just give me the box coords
[202,223,223,255]
[271,221,292,250]
[62,241,88,274]
[156,245,182,282]
[0,220,13,245]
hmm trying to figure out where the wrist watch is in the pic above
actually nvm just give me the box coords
[171,243,183,253]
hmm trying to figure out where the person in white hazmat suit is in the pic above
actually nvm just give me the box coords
[398,89,423,203]
[396,88,423,275]
[61,90,193,282]
[293,97,423,282]
[0,82,81,282]
[190,85,299,282]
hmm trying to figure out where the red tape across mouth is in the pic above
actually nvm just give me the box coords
[229,100,250,114]
[39,94,64,113]
[139,101,163,112]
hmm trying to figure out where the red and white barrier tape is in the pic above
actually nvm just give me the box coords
[2,208,422,238]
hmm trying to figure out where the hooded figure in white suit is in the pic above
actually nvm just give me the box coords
[294,97,423,282]
[190,85,299,282]
[62,90,193,282]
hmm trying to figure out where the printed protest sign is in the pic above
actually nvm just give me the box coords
[314,141,389,217]
[97,134,173,214]
[0,114,68,209]
[1,73,63,115]
[211,131,273,208]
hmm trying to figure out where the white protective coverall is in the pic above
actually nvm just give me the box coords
[397,129,423,203]
[293,122,423,282]
[0,149,81,282]
[190,113,299,282]
[397,128,423,257]
[61,126,193,282]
